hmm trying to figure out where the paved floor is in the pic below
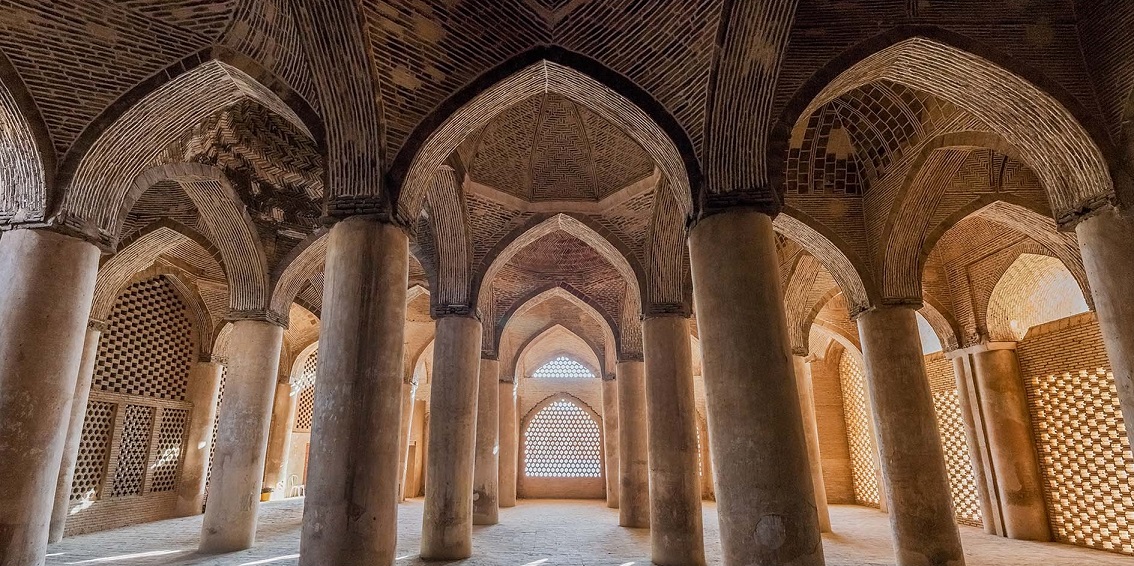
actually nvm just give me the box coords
[46,498,1131,565]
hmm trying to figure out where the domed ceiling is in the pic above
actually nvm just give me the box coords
[462,93,655,202]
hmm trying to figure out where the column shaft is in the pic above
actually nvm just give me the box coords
[498,380,518,508]
[262,380,298,500]
[473,358,499,525]
[617,360,650,528]
[49,325,102,542]
[950,354,999,535]
[298,218,408,565]
[199,320,285,553]
[421,315,482,559]
[971,347,1049,541]
[857,305,963,566]
[794,356,832,533]
[175,361,224,516]
[398,381,417,502]
[601,377,620,508]
[688,210,824,566]
[1076,206,1134,452]
[0,229,99,566]
[643,316,705,566]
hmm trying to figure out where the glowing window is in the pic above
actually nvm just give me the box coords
[524,399,602,478]
[532,356,595,379]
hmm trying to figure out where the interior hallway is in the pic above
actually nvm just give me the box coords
[44,499,1131,566]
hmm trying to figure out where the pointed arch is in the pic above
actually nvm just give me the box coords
[986,253,1090,342]
[496,283,623,362]
[0,49,52,226]
[54,51,319,245]
[514,324,603,382]
[917,298,962,352]
[390,50,696,223]
[777,33,1112,223]
[271,229,329,319]
[774,208,875,314]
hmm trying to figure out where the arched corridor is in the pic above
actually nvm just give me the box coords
[4,3,1134,566]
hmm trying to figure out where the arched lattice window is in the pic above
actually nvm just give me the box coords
[524,399,602,478]
[532,356,595,379]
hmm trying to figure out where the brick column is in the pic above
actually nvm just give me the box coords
[174,360,224,516]
[616,359,650,528]
[473,356,499,525]
[600,374,620,508]
[262,379,298,500]
[794,355,832,533]
[498,379,518,508]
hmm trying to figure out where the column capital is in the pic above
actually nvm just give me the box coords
[616,352,644,363]
[852,299,924,320]
[691,192,781,232]
[480,350,499,361]
[944,341,1018,359]
[322,196,401,226]
[602,373,616,382]
[642,304,691,318]
[87,318,109,333]
[431,305,479,320]
[226,309,289,328]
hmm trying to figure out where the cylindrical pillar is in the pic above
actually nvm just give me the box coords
[262,379,298,500]
[617,359,650,528]
[298,218,408,566]
[420,315,482,560]
[398,380,418,502]
[498,379,518,508]
[48,322,104,542]
[971,347,1049,541]
[698,417,715,501]
[857,305,963,566]
[688,210,824,566]
[794,356,832,533]
[950,354,998,535]
[643,316,705,566]
[473,357,499,525]
[0,229,99,566]
[1076,205,1134,452]
[175,360,225,516]
[199,320,285,553]
[600,375,620,508]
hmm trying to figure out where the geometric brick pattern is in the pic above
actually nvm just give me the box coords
[1026,368,1134,554]
[93,276,195,401]
[524,399,602,478]
[933,389,984,528]
[531,356,595,379]
[293,348,318,432]
[111,405,155,498]
[70,401,116,502]
[150,408,189,493]
[838,350,880,508]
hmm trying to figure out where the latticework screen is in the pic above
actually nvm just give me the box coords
[111,405,154,497]
[1026,367,1134,554]
[151,408,189,492]
[839,351,880,507]
[205,366,227,502]
[524,399,602,478]
[294,349,319,432]
[532,356,595,379]
[71,401,116,502]
[932,389,983,527]
[93,276,194,401]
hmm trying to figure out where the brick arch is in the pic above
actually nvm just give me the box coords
[418,166,473,315]
[389,49,696,224]
[496,283,625,363]
[774,32,1112,224]
[53,51,320,246]
[270,229,329,321]
[790,285,841,357]
[0,48,53,226]
[918,297,962,352]
[514,325,604,383]
[288,341,321,389]
[986,253,1091,342]
[774,207,875,315]
[127,163,272,321]
[109,267,208,363]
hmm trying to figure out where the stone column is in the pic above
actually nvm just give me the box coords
[398,380,417,502]
[175,360,225,516]
[600,375,620,508]
[949,353,998,535]
[698,418,714,501]
[857,305,963,566]
[0,229,99,566]
[794,355,832,533]
[298,218,408,566]
[643,316,705,566]
[473,356,499,525]
[1076,205,1134,453]
[616,359,650,528]
[199,320,285,553]
[48,321,104,542]
[971,346,1049,541]
[262,379,298,500]
[498,379,518,508]
[688,209,824,566]
[421,315,482,560]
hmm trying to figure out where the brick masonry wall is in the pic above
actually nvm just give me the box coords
[1017,312,1134,554]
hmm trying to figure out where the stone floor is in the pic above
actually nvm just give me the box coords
[46,498,1131,565]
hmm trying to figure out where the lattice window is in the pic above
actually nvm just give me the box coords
[1027,368,1134,554]
[293,349,318,432]
[93,276,195,401]
[111,405,154,497]
[150,408,189,492]
[532,356,594,379]
[71,401,116,502]
[205,366,227,502]
[839,351,880,507]
[524,399,602,478]
[933,390,983,527]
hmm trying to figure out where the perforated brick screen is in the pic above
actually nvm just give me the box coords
[524,399,602,478]
[839,351,880,507]
[71,401,116,502]
[293,348,318,432]
[532,356,594,379]
[933,389,983,527]
[150,408,189,492]
[111,404,154,497]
